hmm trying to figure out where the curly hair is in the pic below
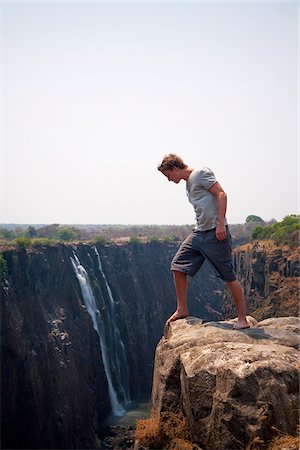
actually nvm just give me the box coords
[157,154,187,172]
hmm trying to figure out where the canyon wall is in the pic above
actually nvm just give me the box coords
[222,241,299,320]
[1,245,110,449]
[1,241,223,449]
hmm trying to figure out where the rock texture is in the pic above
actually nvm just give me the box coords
[150,316,299,450]
[222,241,299,320]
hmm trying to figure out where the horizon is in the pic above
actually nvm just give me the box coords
[0,215,290,228]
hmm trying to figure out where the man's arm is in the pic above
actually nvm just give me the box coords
[208,182,227,241]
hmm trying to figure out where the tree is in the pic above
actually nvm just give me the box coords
[245,215,265,224]
[251,214,299,247]
[56,227,75,242]
[37,224,60,238]
[27,226,37,238]
[0,228,15,240]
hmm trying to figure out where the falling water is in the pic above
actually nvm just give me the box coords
[92,245,131,405]
[70,252,125,417]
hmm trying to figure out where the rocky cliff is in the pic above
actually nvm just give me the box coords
[1,241,223,449]
[1,245,110,449]
[222,241,299,320]
[136,316,299,450]
[1,239,298,449]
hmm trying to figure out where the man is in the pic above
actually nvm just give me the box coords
[157,153,249,330]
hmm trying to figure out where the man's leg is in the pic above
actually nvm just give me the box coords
[226,279,249,329]
[166,270,189,324]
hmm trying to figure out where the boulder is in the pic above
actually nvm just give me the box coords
[151,316,299,450]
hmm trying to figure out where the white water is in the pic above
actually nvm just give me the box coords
[70,252,125,416]
[92,245,131,406]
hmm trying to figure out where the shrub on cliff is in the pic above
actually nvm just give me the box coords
[0,252,7,280]
[162,235,178,242]
[14,237,31,250]
[129,236,141,244]
[12,236,58,250]
[31,238,58,247]
[93,235,108,244]
[149,236,160,243]
[252,215,299,247]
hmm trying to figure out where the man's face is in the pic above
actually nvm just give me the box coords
[162,168,181,184]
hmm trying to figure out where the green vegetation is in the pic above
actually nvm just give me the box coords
[31,238,58,247]
[14,237,31,250]
[252,215,299,247]
[129,236,141,244]
[0,228,16,240]
[149,236,160,242]
[37,224,60,238]
[56,227,76,241]
[0,217,298,249]
[245,215,265,224]
[0,224,192,244]
[0,252,8,280]
[162,235,177,242]
[27,226,37,238]
[93,235,108,244]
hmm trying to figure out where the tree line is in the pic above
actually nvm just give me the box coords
[0,215,298,249]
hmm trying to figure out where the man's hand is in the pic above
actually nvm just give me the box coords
[208,182,227,241]
[216,223,226,241]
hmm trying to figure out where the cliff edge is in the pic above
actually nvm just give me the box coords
[136,316,299,450]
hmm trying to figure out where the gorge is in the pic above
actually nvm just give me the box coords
[1,240,224,449]
[1,239,299,449]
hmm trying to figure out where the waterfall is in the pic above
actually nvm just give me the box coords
[70,252,125,417]
[92,245,131,405]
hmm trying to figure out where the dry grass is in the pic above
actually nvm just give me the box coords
[135,416,162,448]
[267,427,299,450]
[135,411,194,450]
[168,437,199,450]
[246,428,300,450]
[161,411,191,440]
[246,435,266,450]
[136,413,299,450]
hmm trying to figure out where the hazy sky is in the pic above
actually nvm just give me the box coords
[1,1,298,225]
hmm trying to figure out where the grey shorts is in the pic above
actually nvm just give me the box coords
[171,227,236,282]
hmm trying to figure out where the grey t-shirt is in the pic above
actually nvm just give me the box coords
[186,167,227,231]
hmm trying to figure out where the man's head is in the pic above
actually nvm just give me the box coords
[157,154,188,184]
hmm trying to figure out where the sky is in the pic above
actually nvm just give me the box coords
[0,0,299,225]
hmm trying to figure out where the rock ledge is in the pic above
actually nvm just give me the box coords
[149,316,299,450]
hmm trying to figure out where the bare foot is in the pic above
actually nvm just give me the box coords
[166,309,189,325]
[233,319,250,330]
